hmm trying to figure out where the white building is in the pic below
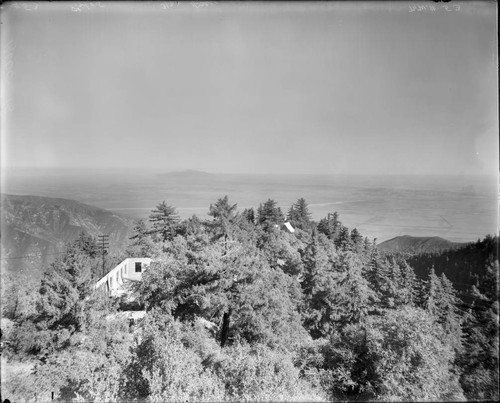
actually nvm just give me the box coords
[94,257,152,297]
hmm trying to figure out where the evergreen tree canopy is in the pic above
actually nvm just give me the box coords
[36,245,96,332]
[318,211,341,241]
[139,239,307,350]
[73,232,100,259]
[127,219,159,258]
[148,201,180,242]
[257,228,304,276]
[350,228,363,253]
[208,195,239,243]
[287,198,313,231]
[423,268,463,349]
[335,226,352,251]
[458,258,499,400]
[256,199,285,230]
[320,307,465,401]
[241,207,255,224]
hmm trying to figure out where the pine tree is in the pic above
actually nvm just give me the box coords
[257,199,285,230]
[424,267,441,316]
[376,258,419,308]
[302,246,377,337]
[301,231,330,305]
[363,236,371,253]
[318,211,341,241]
[127,219,158,258]
[242,208,255,224]
[139,242,306,350]
[331,251,378,327]
[317,218,330,238]
[350,228,363,253]
[129,219,149,241]
[257,227,304,275]
[423,268,463,353]
[329,307,466,401]
[458,258,499,400]
[36,245,95,332]
[364,245,383,285]
[182,215,205,236]
[287,198,313,231]
[383,258,403,308]
[73,232,100,258]
[148,201,180,242]
[398,259,418,306]
[300,237,333,338]
[334,226,352,251]
[438,273,463,341]
[208,195,238,244]
[2,271,39,321]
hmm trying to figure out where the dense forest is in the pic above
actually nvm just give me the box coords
[1,196,498,402]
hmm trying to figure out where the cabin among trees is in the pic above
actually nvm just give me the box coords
[94,257,152,297]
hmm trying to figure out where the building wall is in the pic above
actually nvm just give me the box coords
[124,258,152,281]
[94,257,152,295]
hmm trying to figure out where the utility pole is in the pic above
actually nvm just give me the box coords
[97,234,109,277]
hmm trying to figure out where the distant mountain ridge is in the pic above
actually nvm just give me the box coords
[377,235,467,254]
[1,194,134,275]
[158,169,213,177]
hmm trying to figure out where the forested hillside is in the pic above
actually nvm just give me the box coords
[1,196,498,402]
[405,235,497,291]
[378,235,466,254]
[1,194,133,275]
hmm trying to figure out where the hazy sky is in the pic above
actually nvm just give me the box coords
[1,1,497,175]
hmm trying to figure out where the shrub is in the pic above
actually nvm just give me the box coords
[33,348,127,402]
[16,313,134,402]
[1,358,44,402]
[122,316,224,401]
[322,307,466,401]
[214,342,326,402]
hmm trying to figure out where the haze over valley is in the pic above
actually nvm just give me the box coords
[3,168,497,244]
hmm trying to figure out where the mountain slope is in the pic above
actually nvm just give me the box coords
[1,194,134,274]
[405,235,497,301]
[377,235,467,255]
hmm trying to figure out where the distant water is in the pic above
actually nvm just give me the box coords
[2,169,498,243]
